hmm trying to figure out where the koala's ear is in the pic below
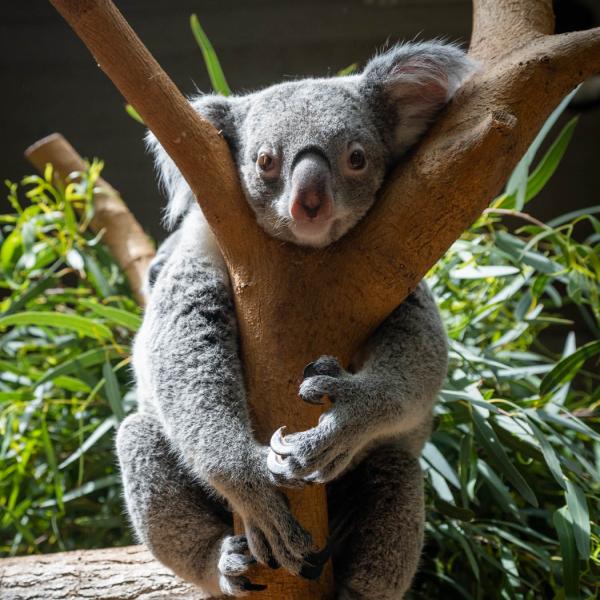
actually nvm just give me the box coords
[190,94,247,156]
[146,94,246,229]
[360,42,476,157]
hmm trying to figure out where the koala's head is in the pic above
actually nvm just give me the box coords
[149,42,474,247]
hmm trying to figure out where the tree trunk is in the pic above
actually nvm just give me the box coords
[2,0,599,597]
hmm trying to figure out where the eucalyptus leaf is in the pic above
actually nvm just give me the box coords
[540,340,600,394]
[565,480,591,560]
[553,508,580,600]
[190,14,232,96]
[0,311,112,341]
[472,410,538,507]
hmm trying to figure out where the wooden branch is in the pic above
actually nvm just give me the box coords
[0,546,210,600]
[11,0,596,598]
[470,0,555,60]
[25,133,156,305]
[45,0,257,259]
[322,26,600,341]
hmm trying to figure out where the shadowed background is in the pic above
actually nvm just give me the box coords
[1,0,599,242]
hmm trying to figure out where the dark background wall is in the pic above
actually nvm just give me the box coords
[1,0,599,243]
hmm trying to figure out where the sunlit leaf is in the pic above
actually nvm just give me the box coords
[58,416,117,470]
[472,410,538,507]
[540,339,600,394]
[450,265,520,279]
[124,103,144,124]
[79,299,141,331]
[190,14,231,96]
[565,480,591,560]
[0,311,112,341]
[553,507,580,600]
[525,117,578,203]
[102,361,125,421]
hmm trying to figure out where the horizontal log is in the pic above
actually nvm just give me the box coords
[0,545,216,600]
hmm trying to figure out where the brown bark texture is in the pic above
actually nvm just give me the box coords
[0,545,206,600]
[2,0,599,597]
[25,133,156,305]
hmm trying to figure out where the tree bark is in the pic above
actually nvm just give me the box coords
[0,545,207,600]
[3,0,599,597]
[25,133,155,305]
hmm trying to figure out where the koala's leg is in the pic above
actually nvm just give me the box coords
[116,412,265,597]
[329,443,424,600]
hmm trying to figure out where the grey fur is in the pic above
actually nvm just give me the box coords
[119,41,472,598]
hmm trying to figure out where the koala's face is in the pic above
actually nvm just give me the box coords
[235,79,387,247]
[152,42,474,247]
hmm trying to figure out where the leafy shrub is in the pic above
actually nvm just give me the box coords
[0,163,139,554]
[416,101,600,598]
[421,221,600,600]
[1,23,598,600]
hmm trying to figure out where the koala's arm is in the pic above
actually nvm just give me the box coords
[138,233,258,483]
[267,282,448,484]
[134,221,325,576]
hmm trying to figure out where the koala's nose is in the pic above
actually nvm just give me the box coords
[290,153,333,223]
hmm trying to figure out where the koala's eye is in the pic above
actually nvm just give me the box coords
[347,143,367,172]
[256,150,279,179]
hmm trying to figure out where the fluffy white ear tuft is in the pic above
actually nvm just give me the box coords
[361,42,477,157]
[145,130,193,230]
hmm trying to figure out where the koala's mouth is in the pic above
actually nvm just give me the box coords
[290,218,336,247]
[290,218,333,241]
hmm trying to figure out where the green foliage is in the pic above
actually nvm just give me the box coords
[412,111,600,599]
[0,163,139,555]
[189,14,231,97]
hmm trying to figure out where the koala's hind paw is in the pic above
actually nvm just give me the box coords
[225,473,330,580]
[218,535,265,596]
[242,505,329,580]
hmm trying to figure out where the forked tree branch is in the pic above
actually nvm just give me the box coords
[2,0,599,598]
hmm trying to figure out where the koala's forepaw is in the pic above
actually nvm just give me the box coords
[267,422,354,485]
[267,356,365,484]
[299,356,346,405]
[218,535,265,596]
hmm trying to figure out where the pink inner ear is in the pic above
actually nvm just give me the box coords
[387,58,450,109]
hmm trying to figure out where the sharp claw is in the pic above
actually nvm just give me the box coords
[267,449,291,475]
[299,560,325,580]
[300,392,324,405]
[303,361,319,379]
[270,426,294,456]
[305,540,331,566]
[241,578,268,591]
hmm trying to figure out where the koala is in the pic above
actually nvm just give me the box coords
[117,42,473,599]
